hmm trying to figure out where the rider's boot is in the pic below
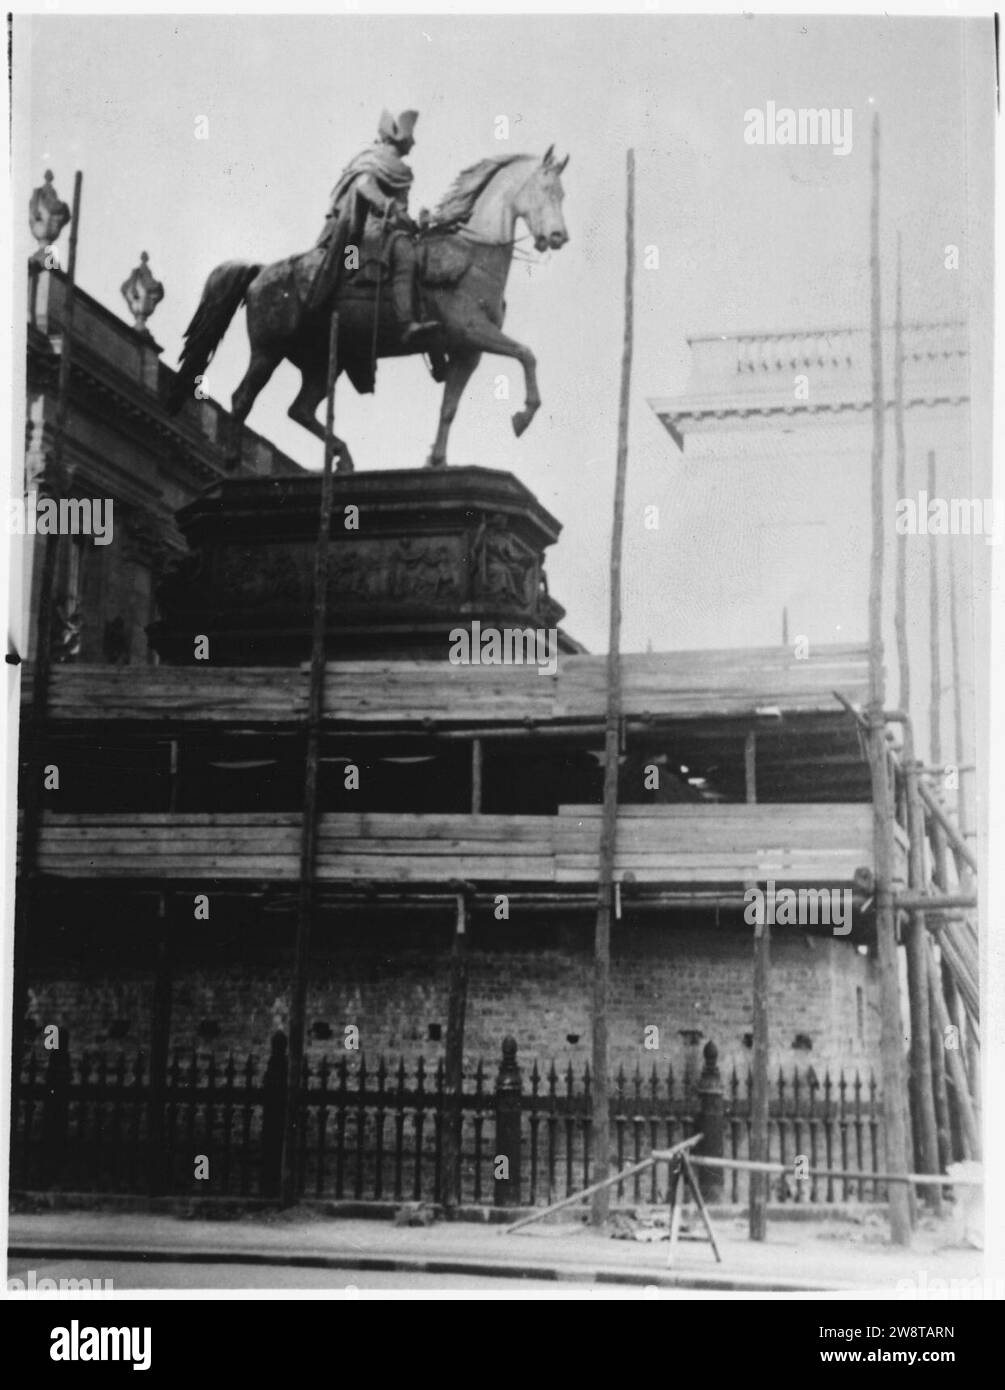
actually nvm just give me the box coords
[391,240,439,345]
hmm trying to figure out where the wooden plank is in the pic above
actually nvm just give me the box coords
[22,644,870,727]
[29,804,874,889]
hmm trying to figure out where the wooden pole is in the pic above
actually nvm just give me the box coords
[749,906,770,1240]
[280,311,339,1208]
[744,731,757,806]
[866,114,912,1245]
[590,148,635,1226]
[13,172,83,1076]
[917,781,978,876]
[947,543,981,1111]
[927,523,968,1165]
[902,728,942,1209]
[891,261,939,1208]
[442,890,469,1212]
[926,447,956,1166]
[893,235,910,718]
[928,974,980,1158]
[470,738,483,814]
[928,451,944,772]
[947,540,974,847]
[691,1155,982,1186]
[504,1135,701,1235]
[895,891,977,914]
[744,731,770,1240]
[927,945,953,1173]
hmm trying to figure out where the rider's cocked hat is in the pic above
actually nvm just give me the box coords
[378,109,419,144]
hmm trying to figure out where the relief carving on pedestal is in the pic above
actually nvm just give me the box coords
[390,537,460,601]
[470,513,539,609]
[214,547,305,605]
[327,536,462,604]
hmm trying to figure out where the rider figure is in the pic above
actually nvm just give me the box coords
[316,109,438,346]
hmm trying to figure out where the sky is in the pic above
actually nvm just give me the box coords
[12,13,996,654]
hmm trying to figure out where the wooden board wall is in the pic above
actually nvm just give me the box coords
[28,803,883,889]
[20,644,871,728]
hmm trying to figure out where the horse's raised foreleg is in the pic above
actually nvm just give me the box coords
[427,351,482,468]
[228,349,281,471]
[452,322,540,439]
[289,363,355,472]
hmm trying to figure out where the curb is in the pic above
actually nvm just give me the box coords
[11,1191,879,1224]
[8,1240,847,1292]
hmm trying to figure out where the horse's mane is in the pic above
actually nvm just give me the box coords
[429,154,529,227]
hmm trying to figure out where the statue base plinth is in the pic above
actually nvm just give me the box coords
[148,466,579,665]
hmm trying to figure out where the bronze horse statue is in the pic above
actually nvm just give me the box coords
[167,149,569,470]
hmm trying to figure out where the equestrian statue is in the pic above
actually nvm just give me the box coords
[167,110,570,470]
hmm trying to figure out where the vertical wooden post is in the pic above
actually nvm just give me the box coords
[902,727,942,1210]
[893,235,910,717]
[891,269,940,1208]
[281,311,339,1208]
[947,536,974,848]
[750,902,770,1240]
[591,148,635,1226]
[744,731,757,805]
[928,451,943,771]
[947,547,980,1113]
[927,483,963,1165]
[746,725,769,1239]
[928,980,980,1158]
[442,890,469,1213]
[927,947,952,1172]
[470,738,483,815]
[866,114,912,1245]
[167,738,180,813]
[14,173,83,1068]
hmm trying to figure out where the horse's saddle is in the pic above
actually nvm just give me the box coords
[419,233,473,287]
[349,227,475,292]
[298,222,475,328]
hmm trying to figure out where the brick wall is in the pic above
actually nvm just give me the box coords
[23,898,882,1081]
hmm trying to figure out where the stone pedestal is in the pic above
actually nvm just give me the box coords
[148,466,578,664]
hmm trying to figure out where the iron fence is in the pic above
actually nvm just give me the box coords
[12,1035,886,1206]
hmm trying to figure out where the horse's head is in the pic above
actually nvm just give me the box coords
[515,146,570,253]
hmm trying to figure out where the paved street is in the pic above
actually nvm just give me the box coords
[7,1208,986,1295]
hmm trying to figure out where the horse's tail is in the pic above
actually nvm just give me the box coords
[166,260,261,413]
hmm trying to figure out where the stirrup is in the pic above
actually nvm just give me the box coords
[400,320,440,346]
